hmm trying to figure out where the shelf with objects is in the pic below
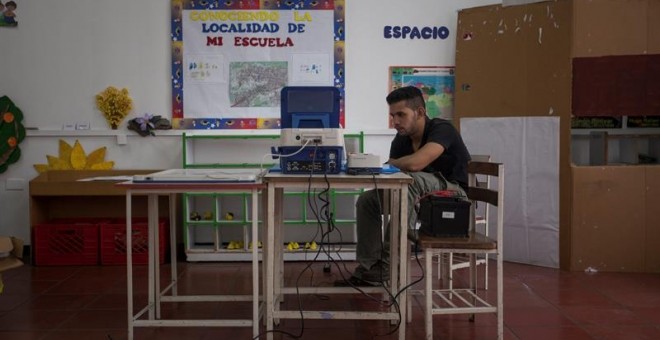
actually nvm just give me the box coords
[181,131,366,262]
[28,169,174,265]
[570,116,660,166]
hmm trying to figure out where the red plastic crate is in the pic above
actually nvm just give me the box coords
[34,220,100,266]
[100,218,169,265]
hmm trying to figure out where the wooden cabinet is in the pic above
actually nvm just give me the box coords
[571,165,660,273]
[572,55,660,117]
[29,170,172,233]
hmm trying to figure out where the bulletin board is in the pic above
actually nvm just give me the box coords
[170,0,345,130]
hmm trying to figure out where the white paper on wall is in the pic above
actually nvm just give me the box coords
[460,117,560,268]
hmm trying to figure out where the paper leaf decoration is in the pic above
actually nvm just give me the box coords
[58,139,72,161]
[34,139,115,173]
[46,155,71,170]
[85,147,106,169]
[70,141,87,169]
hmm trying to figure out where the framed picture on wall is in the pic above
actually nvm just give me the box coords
[388,66,455,127]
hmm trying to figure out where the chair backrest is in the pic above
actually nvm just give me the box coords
[466,161,504,244]
[468,154,491,189]
[468,155,491,235]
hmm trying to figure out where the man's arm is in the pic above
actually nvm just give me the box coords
[388,142,444,172]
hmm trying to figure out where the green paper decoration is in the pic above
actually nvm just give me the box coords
[0,96,26,173]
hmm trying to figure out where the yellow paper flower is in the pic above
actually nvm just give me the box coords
[95,86,133,129]
[33,139,115,173]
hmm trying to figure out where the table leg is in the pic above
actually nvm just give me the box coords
[389,189,400,315]
[274,188,284,325]
[398,185,409,340]
[126,191,134,340]
[251,188,259,337]
[266,183,275,340]
[261,189,269,327]
[148,194,160,319]
[169,193,178,297]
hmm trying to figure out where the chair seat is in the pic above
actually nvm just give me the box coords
[418,231,496,250]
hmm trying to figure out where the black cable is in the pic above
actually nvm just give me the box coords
[254,144,326,340]
[254,153,426,339]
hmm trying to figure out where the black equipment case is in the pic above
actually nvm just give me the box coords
[418,192,471,238]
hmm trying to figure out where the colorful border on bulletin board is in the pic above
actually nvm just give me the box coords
[388,66,455,128]
[170,0,345,130]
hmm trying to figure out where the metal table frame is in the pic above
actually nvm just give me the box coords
[118,181,265,339]
[263,172,413,340]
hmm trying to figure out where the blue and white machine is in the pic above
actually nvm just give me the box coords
[273,86,344,174]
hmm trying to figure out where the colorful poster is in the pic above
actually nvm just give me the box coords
[388,66,454,127]
[171,0,345,130]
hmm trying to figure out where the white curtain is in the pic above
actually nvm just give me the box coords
[461,117,560,268]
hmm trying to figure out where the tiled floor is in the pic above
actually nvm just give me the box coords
[1,258,659,340]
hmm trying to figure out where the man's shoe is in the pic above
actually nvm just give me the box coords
[360,261,390,283]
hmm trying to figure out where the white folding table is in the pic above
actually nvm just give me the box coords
[118,179,265,339]
[262,172,413,340]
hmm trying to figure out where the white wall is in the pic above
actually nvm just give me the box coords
[0,0,501,244]
[0,1,170,130]
[345,0,499,131]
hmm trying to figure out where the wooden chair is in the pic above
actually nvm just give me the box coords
[414,160,504,340]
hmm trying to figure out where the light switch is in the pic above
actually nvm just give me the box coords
[117,134,127,145]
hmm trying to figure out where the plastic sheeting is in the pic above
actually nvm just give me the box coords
[461,117,559,268]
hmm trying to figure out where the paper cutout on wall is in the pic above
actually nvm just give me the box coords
[0,96,26,173]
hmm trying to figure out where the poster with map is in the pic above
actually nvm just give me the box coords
[389,66,455,127]
[171,0,345,129]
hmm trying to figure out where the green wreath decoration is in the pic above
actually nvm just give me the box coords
[0,96,26,173]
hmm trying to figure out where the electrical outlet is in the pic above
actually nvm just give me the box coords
[5,178,25,191]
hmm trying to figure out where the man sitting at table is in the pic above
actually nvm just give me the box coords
[337,86,471,286]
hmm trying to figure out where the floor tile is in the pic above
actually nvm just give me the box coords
[0,330,47,340]
[582,324,660,340]
[561,305,646,326]
[509,325,594,340]
[57,309,127,330]
[0,309,76,331]
[23,294,98,310]
[504,306,576,327]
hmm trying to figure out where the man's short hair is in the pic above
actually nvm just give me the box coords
[386,86,426,110]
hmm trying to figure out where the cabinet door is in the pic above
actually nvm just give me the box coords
[573,55,660,117]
